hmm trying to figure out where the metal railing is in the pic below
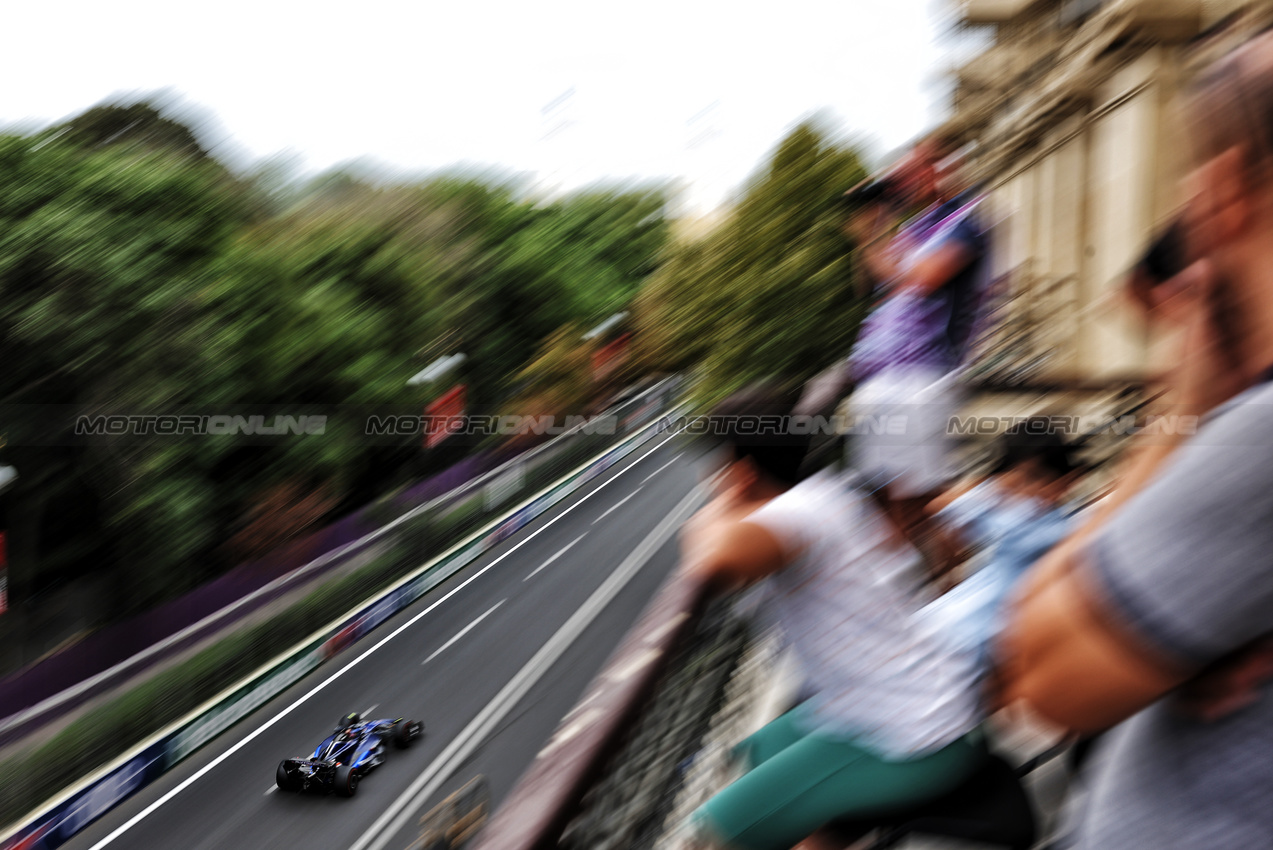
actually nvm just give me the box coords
[556,594,753,850]
[466,557,779,850]
[0,378,687,837]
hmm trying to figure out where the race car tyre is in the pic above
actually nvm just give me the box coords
[335,764,359,797]
[276,762,300,792]
[394,719,421,749]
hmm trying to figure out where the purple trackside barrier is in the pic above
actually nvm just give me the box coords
[395,452,508,506]
[0,377,678,746]
[0,451,500,734]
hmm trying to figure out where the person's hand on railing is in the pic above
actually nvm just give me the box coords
[677,481,788,594]
[677,482,753,591]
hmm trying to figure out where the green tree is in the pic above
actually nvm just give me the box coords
[0,129,671,648]
[53,98,215,163]
[509,324,595,421]
[0,133,250,615]
[633,122,867,405]
[411,180,667,409]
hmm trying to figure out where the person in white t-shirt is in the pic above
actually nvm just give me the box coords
[682,386,985,850]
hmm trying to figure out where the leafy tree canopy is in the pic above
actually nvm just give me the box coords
[0,129,669,622]
[51,98,215,163]
[632,122,867,406]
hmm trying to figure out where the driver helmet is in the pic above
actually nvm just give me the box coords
[338,711,361,731]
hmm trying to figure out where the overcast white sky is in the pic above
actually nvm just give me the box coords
[3,1,975,216]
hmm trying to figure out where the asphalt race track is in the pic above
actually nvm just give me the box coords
[56,433,706,850]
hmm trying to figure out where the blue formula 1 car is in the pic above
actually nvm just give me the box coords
[276,712,424,797]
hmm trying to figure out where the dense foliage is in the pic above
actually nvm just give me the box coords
[0,385,615,826]
[0,101,669,645]
[0,105,870,669]
[632,122,869,405]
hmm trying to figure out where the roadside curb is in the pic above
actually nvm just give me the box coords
[0,407,682,850]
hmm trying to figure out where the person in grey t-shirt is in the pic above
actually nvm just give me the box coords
[1074,384,1273,847]
[995,33,1273,849]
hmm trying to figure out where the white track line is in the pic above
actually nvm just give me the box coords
[593,487,642,525]
[642,453,682,483]
[421,601,504,665]
[82,430,681,850]
[349,483,707,850]
[524,535,587,582]
[3,385,681,740]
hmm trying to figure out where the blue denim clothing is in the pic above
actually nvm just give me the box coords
[919,483,1075,664]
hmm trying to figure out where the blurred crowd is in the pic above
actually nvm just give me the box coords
[675,25,1273,850]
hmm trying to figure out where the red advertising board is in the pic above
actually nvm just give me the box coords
[425,385,467,449]
[591,333,631,382]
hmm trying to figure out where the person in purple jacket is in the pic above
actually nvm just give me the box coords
[842,136,989,581]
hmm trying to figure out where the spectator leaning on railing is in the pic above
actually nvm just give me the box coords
[996,31,1273,849]
[678,385,984,850]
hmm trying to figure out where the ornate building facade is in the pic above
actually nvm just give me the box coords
[944,0,1273,465]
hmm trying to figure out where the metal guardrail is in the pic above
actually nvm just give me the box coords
[470,565,757,850]
[0,380,685,850]
[470,382,1094,849]
[473,571,1057,850]
[557,594,751,850]
[0,378,681,746]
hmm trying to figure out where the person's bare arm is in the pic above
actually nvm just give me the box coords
[995,541,1190,732]
[1000,469,1273,730]
[900,242,973,297]
[991,402,1206,731]
[925,477,985,517]
[996,258,1255,730]
[681,519,788,593]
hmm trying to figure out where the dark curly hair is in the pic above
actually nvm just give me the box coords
[708,383,811,487]
[993,418,1077,479]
